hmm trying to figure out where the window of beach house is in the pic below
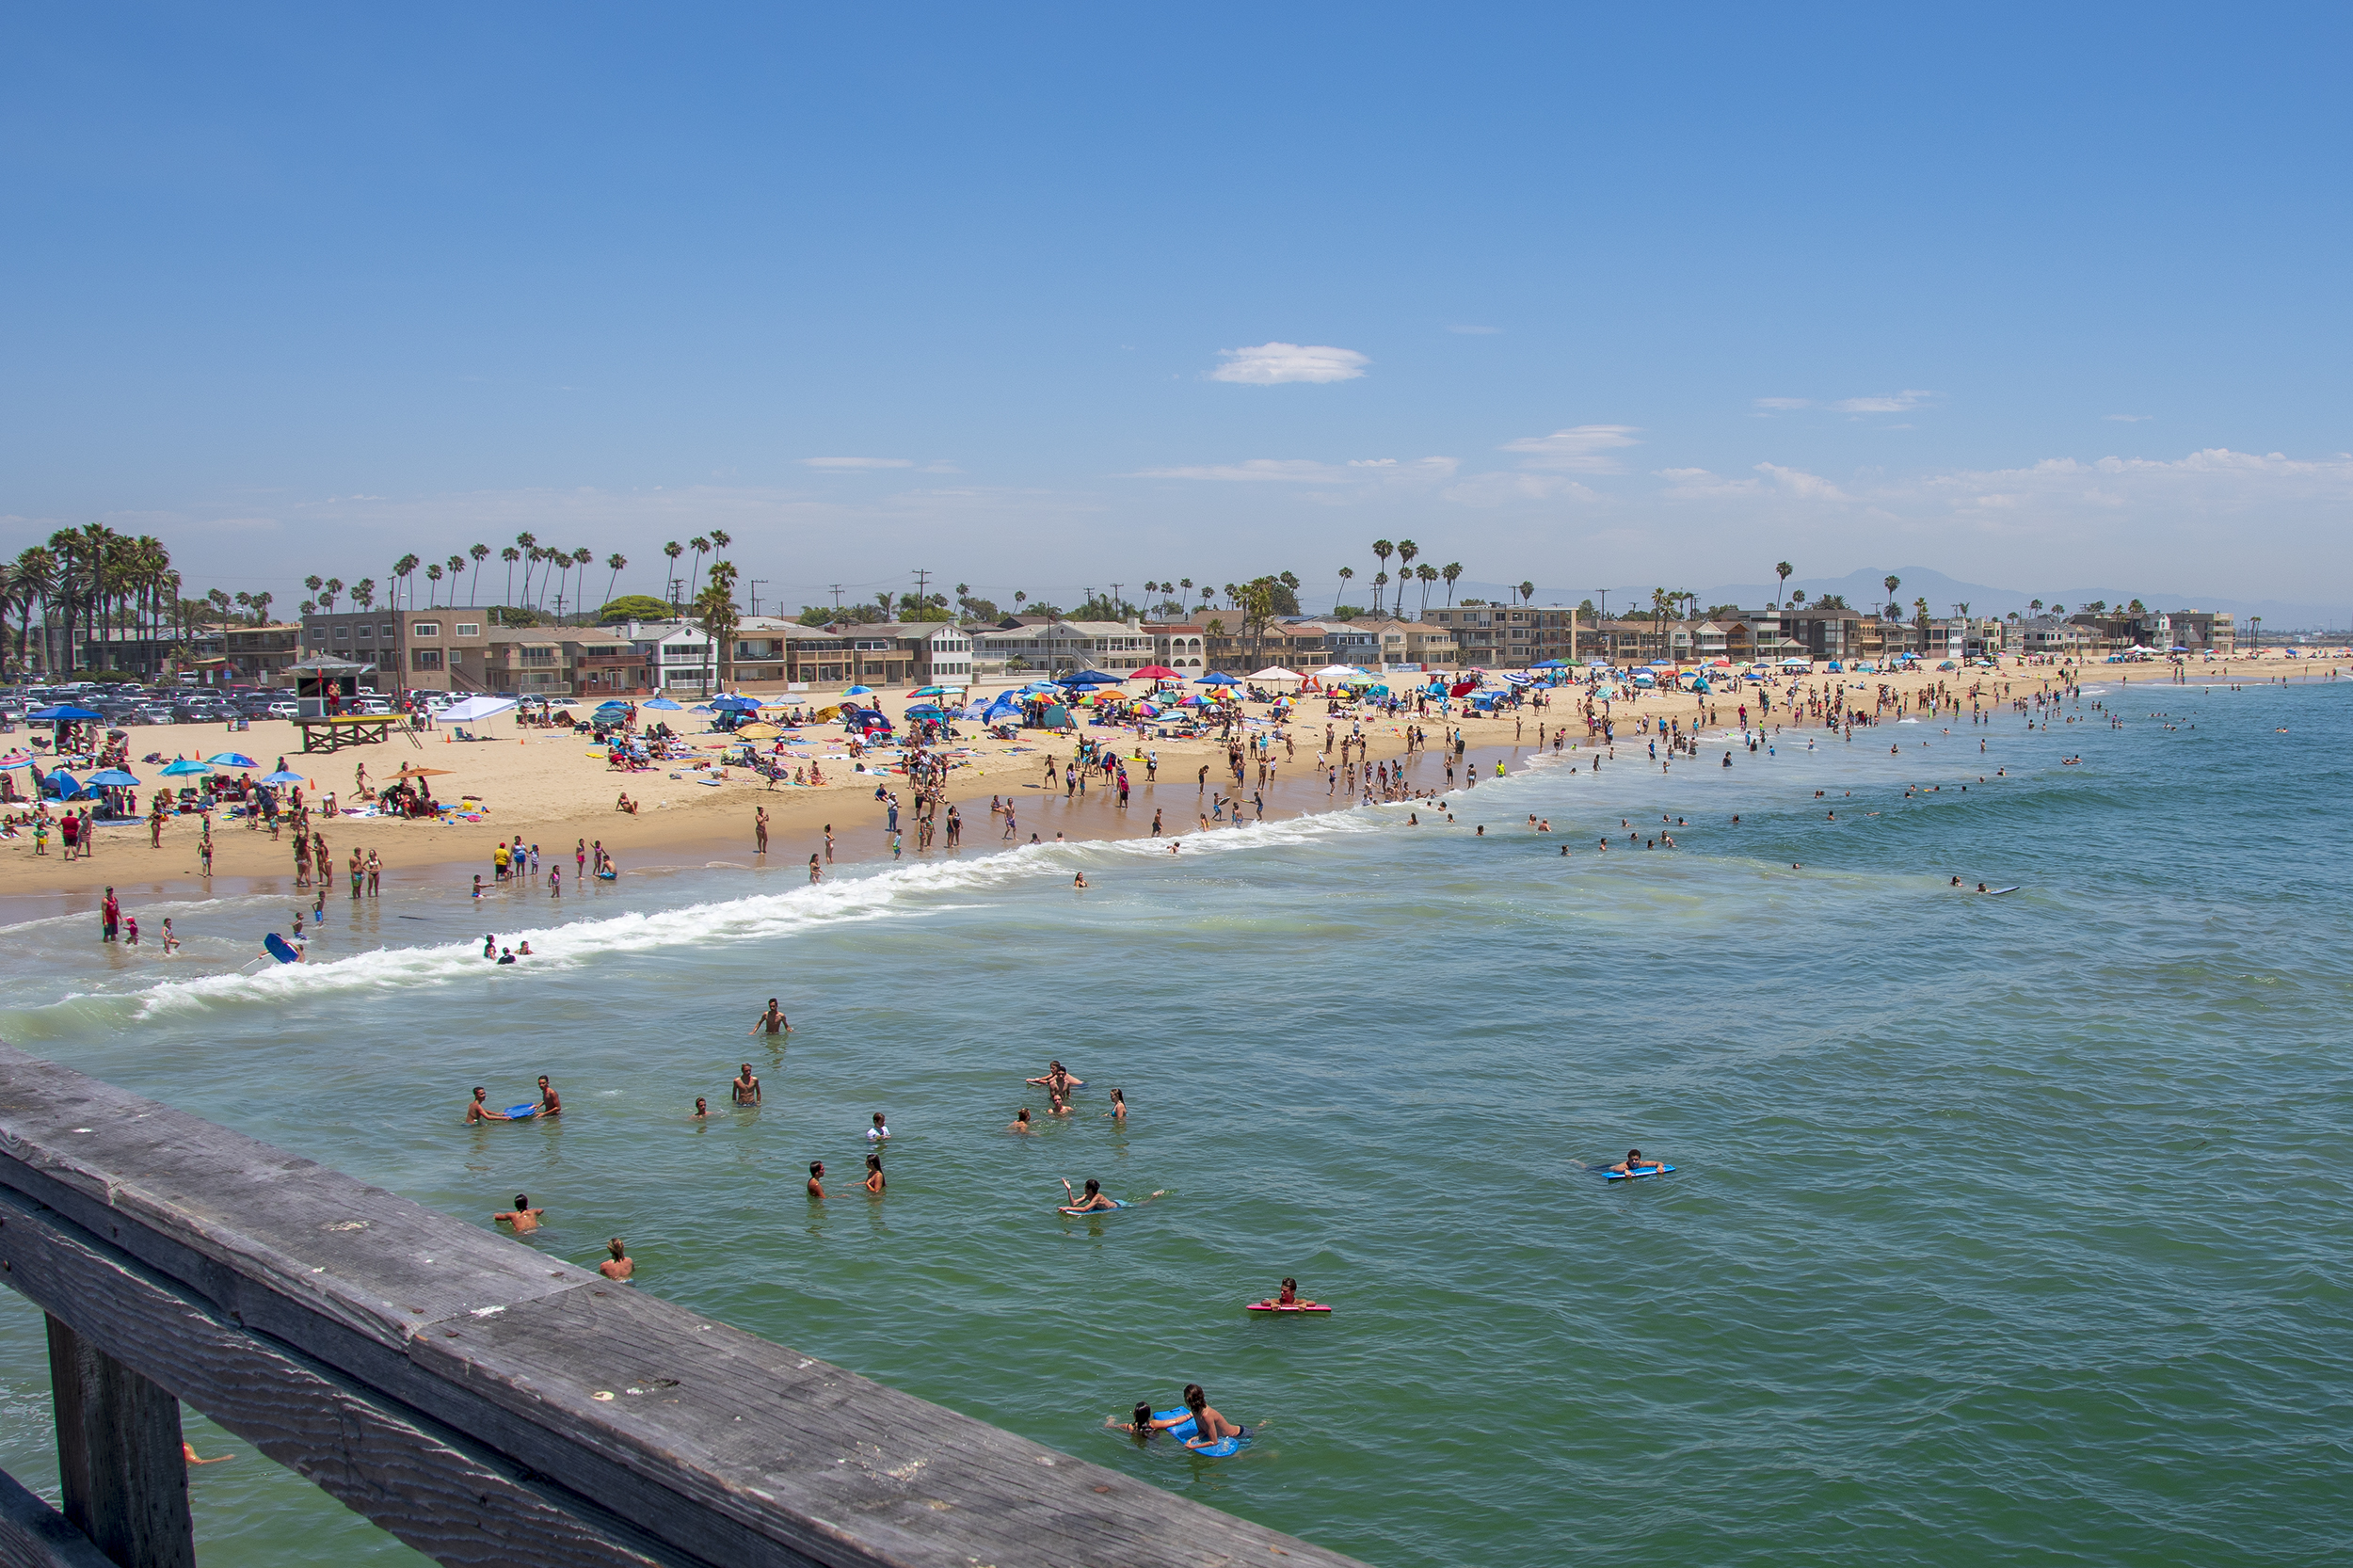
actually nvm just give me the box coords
[410,648,441,670]
[412,622,440,638]
[456,624,480,638]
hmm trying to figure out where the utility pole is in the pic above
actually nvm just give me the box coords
[829,584,845,618]
[1110,583,1124,619]
[912,568,932,621]
[748,579,769,617]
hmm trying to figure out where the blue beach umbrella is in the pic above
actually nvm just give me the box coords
[160,759,213,776]
[1195,672,1241,686]
[86,768,142,788]
[206,752,261,769]
[643,697,683,710]
[712,695,760,711]
[262,770,308,785]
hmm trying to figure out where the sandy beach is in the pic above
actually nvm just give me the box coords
[4,655,2339,919]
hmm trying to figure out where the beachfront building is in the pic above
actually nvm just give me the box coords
[2155,609,2235,654]
[301,606,507,694]
[2003,616,2093,659]
[216,623,303,685]
[1198,618,1344,671]
[1417,604,1576,666]
[1143,622,1209,671]
[972,617,1157,677]
[1314,617,1458,670]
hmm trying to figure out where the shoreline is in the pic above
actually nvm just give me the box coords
[4,657,2339,924]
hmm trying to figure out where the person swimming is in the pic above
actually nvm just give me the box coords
[862,1153,886,1194]
[1059,1177,1119,1213]
[1009,1108,1034,1133]
[807,1160,825,1198]
[1106,1400,1161,1441]
[1606,1148,1662,1176]
[1160,1383,1244,1449]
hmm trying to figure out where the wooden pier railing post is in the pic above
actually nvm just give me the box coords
[43,1317,195,1568]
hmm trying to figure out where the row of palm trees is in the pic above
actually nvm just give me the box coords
[0,525,235,677]
[327,536,632,617]
[1348,541,1469,618]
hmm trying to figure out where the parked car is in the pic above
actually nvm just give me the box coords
[266,701,297,718]
[349,697,394,715]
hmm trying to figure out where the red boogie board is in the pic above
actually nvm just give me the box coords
[1245,1301,1333,1315]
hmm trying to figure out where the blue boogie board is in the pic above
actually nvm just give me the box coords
[263,933,300,964]
[1602,1163,1674,1181]
[1150,1410,1250,1456]
[504,1103,539,1120]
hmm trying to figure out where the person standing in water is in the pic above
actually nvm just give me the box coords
[749,999,790,1036]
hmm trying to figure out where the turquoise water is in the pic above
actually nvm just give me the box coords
[1,678,2347,1567]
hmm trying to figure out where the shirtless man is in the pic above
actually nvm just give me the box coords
[1059,1177,1118,1212]
[1605,1147,1663,1176]
[599,1238,634,1281]
[1008,1108,1034,1133]
[1156,1384,1243,1450]
[731,1064,761,1106]
[1027,1061,1079,1098]
[749,998,791,1036]
[534,1076,562,1117]
[806,1160,826,1199]
[465,1086,509,1123]
[493,1193,544,1233]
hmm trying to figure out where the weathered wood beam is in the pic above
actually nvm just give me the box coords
[44,1317,193,1568]
[0,1465,117,1568]
[0,1044,1367,1568]
[0,1187,685,1568]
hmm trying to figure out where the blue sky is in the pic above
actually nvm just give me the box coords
[4,4,2348,617]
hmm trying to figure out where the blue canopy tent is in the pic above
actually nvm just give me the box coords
[983,695,1024,725]
[1059,670,1125,688]
[28,705,103,723]
[712,696,760,711]
[1195,672,1241,686]
[45,770,84,799]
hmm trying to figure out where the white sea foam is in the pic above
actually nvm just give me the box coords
[131,808,1394,1017]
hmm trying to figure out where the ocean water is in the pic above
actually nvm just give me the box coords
[0,677,2346,1567]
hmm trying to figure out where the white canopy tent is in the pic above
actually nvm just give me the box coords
[438,696,519,725]
[1249,665,1304,681]
[1312,664,1364,680]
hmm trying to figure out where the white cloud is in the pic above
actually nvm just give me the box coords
[1130,456,1456,484]
[1444,472,1599,507]
[1448,324,1500,335]
[1830,390,1937,413]
[1655,467,1763,500]
[1497,424,1641,472]
[803,456,914,470]
[1753,397,1811,411]
[1755,463,1849,501]
[1209,343,1369,384]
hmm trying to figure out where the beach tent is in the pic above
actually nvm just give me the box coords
[440,696,520,724]
[1530,660,1570,670]
[45,770,84,798]
[1312,664,1362,680]
[28,705,103,723]
[1249,666,1304,681]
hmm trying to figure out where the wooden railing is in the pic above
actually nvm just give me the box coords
[0,1045,1366,1568]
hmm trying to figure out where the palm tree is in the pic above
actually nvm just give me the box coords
[1371,571,1387,613]
[1394,540,1419,615]
[514,532,538,605]
[424,563,443,605]
[1416,562,1439,616]
[707,530,731,590]
[1335,566,1353,612]
[1370,541,1393,604]
[1790,588,1807,609]
[1442,562,1463,606]
[2028,598,2043,616]
[2248,615,2261,651]
[662,541,684,613]
[689,536,712,599]
[445,555,466,604]
[1519,580,1536,607]
[321,577,344,612]
[1775,561,1793,607]
[14,553,55,676]
[604,553,628,613]
[501,545,521,605]
[305,574,324,603]
[353,578,376,611]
